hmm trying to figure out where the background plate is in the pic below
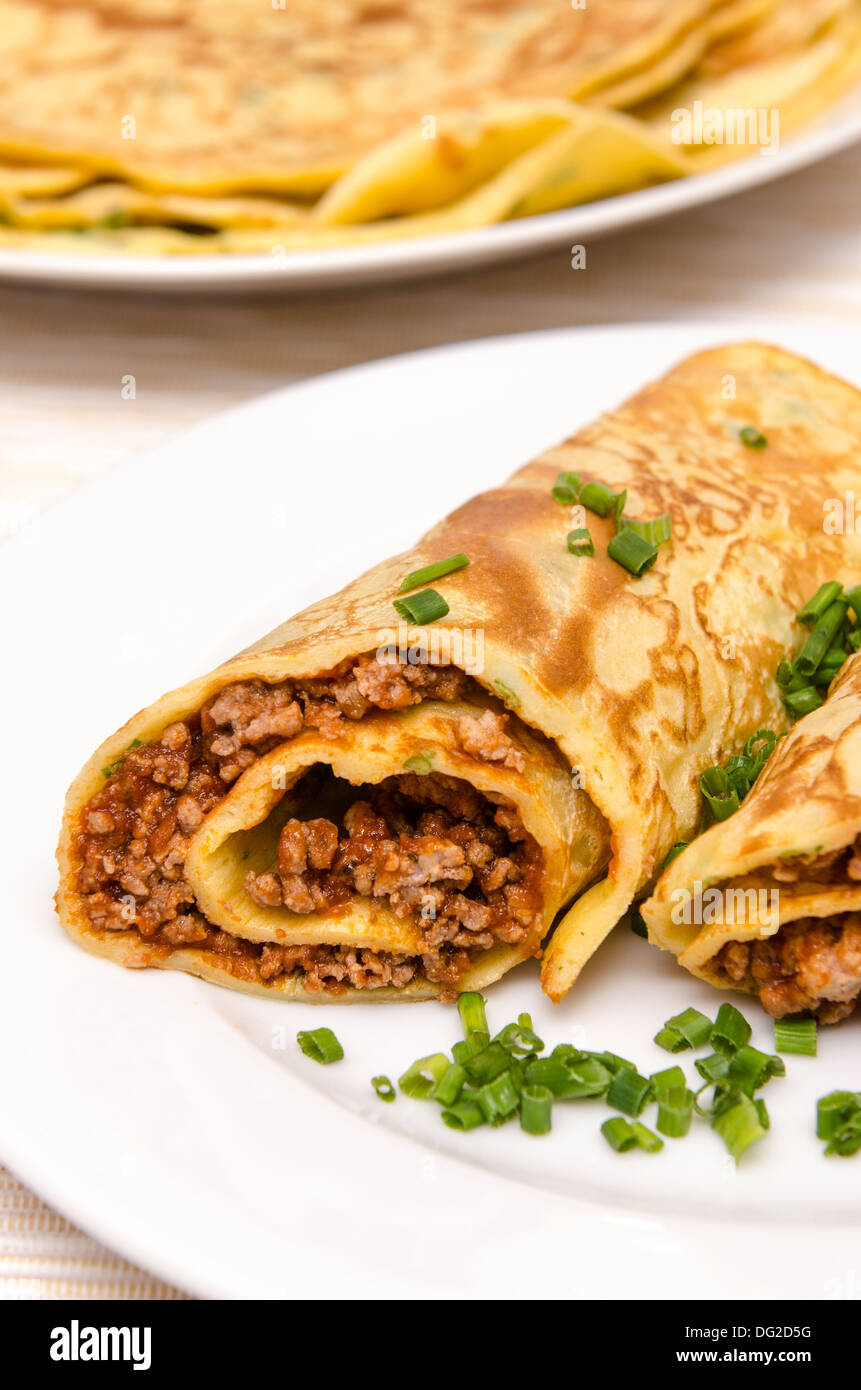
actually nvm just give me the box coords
[0,88,859,293]
[2,320,860,1300]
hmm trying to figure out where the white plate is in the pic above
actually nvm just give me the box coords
[1,88,860,293]
[2,319,860,1301]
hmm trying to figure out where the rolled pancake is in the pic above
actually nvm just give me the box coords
[643,654,861,1022]
[57,342,861,1003]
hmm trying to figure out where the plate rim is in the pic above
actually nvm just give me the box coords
[0,96,859,293]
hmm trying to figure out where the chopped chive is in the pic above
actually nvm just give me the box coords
[392,588,449,625]
[774,1017,817,1056]
[650,1065,686,1093]
[612,488,628,528]
[552,470,583,504]
[402,751,434,773]
[601,1117,662,1153]
[430,1061,466,1107]
[712,1093,768,1160]
[700,765,740,822]
[845,585,861,622]
[567,527,594,556]
[630,1121,664,1153]
[371,1075,396,1102]
[607,528,658,578]
[656,1086,695,1138]
[797,581,843,626]
[739,425,767,449]
[452,1031,490,1064]
[601,1116,637,1151]
[494,1014,544,1058]
[655,1007,712,1052]
[296,1027,344,1065]
[457,991,488,1039]
[782,686,823,716]
[489,679,521,709]
[398,1053,449,1099]
[711,1002,752,1055]
[461,1041,512,1087]
[520,1084,553,1135]
[663,842,689,868]
[745,729,779,770]
[777,659,805,691]
[579,480,622,517]
[441,1099,485,1131]
[695,1052,732,1085]
[607,1065,652,1117]
[795,600,849,677]
[618,513,672,546]
[727,1045,785,1096]
[476,1070,520,1125]
[812,649,848,686]
[670,1007,714,1049]
[398,553,469,593]
[817,1090,861,1141]
[594,1051,636,1075]
[524,1054,610,1100]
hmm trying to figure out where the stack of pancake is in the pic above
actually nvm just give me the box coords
[1,0,859,255]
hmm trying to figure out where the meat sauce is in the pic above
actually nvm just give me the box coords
[74,657,543,997]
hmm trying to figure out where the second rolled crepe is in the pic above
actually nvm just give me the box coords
[57,342,861,1003]
[643,652,861,1022]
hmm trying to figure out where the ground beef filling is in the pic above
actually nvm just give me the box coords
[245,772,543,987]
[711,911,861,1023]
[75,659,540,996]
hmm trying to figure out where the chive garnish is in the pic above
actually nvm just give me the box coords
[654,1006,712,1053]
[712,1092,768,1159]
[398,1053,449,1099]
[607,528,658,577]
[457,990,488,1038]
[817,1091,861,1153]
[579,480,622,517]
[774,1018,817,1056]
[726,1045,785,1096]
[699,765,740,822]
[798,581,843,626]
[656,1085,695,1138]
[795,599,849,677]
[739,425,767,449]
[782,686,823,716]
[552,471,582,504]
[520,1084,553,1135]
[630,910,648,938]
[371,1075,396,1102]
[441,1099,485,1131]
[398,553,469,594]
[296,1027,344,1065]
[567,527,594,556]
[392,588,450,624]
[402,751,434,774]
[430,1062,466,1107]
[476,1070,520,1126]
[618,513,673,545]
[607,1065,653,1117]
[845,586,861,622]
[711,1002,752,1055]
[601,1117,663,1153]
[663,842,688,868]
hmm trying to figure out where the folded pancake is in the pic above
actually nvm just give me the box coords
[643,653,861,1022]
[57,342,861,1003]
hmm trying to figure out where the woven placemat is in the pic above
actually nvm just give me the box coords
[0,1167,188,1300]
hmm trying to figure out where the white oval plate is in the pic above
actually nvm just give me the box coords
[2,319,860,1301]
[0,88,860,293]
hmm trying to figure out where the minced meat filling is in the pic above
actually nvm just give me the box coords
[75,658,540,997]
[711,912,861,1023]
[245,772,542,978]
